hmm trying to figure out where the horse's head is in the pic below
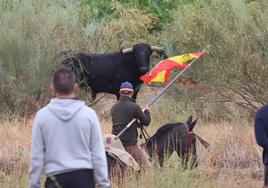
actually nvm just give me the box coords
[182,116,198,169]
[141,116,209,168]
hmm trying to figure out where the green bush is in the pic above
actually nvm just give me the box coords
[0,0,160,116]
[161,0,268,114]
[0,0,83,116]
[0,0,267,118]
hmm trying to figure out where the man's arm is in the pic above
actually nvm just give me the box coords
[29,113,45,188]
[134,106,151,126]
[90,111,110,188]
[255,116,268,149]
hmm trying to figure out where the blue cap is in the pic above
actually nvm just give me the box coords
[120,82,134,95]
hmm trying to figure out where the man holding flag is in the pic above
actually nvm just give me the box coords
[110,50,205,169]
[111,82,151,168]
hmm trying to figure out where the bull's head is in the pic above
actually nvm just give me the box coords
[122,43,164,75]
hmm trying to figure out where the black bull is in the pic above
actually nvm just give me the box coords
[61,43,166,100]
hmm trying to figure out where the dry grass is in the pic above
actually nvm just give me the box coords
[0,117,264,188]
[0,119,31,175]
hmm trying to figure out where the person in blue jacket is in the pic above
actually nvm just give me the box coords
[254,104,268,188]
[29,67,109,188]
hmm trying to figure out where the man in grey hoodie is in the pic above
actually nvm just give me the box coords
[29,67,109,188]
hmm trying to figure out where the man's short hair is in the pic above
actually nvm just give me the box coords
[52,67,76,95]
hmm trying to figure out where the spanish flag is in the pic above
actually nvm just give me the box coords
[140,52,203,83]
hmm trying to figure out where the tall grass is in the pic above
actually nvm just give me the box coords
[0,117,263,188]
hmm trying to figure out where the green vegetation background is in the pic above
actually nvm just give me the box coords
[0,0,267,120]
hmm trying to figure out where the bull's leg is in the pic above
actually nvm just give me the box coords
[132,84,142,100]
[116,93,120,100]
[91,92,96,100]
[132,90,139,100]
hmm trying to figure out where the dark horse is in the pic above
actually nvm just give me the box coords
[107,116,209,179]
[143,116,209,168]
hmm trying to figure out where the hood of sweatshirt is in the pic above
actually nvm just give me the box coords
[48,98,85,121]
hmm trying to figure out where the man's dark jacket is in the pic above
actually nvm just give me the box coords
[255,104,268,164]
[111,95,151,146]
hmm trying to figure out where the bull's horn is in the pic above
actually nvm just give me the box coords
[150,46,164,52]
[122,47,133,53]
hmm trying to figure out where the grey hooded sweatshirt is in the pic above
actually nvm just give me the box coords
[29,98,109,188]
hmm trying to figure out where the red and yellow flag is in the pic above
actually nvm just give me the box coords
[140,52,203,83]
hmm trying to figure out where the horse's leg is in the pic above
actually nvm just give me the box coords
[190,144,198,169]
[157,148,173,168]
[157,149,165,168]
[175,145,189,169]
[156,137,175,168]
[190,155,198,169]
[179,147,198,169]
[181,155,189,170]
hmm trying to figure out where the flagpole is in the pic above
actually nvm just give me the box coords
[115,49,206,139]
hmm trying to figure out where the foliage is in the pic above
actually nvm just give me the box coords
[160,0,268,113]
[0,0,157,116]
[0,0,267,117]
[79,0,197,30]
[0,0,75,116]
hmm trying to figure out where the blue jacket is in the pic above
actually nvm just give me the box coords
[255,104,268,164]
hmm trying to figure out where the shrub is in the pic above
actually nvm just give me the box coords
[0,0,162,117]
[161,0,268,114]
